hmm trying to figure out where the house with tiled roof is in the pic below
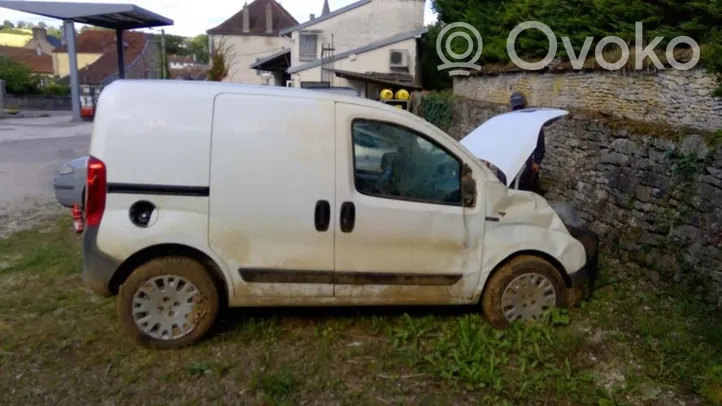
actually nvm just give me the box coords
[274,0,427,97]
[206,0,298,85]
[0,45,55,78]
[24,27,62,56]
[54,29,161,86]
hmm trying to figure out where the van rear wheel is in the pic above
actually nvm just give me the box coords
[117,256,220,349]
[481,255,567,329]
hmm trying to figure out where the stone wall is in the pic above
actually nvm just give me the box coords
[447,98,722,305]
[4,94,72,110]
[453,69,722,132]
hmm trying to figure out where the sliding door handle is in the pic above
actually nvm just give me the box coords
[339,201,355,233]
[314,200,330,232]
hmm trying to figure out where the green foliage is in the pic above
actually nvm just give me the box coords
[663,147,709,184]
[428,0,722,94]
[188,34,210,64]
[700,365,722,404]
[420,24,453,90]
[157,33,209,64]
[418,91,454,131]
[0,56,41,95]
[39,82,70,96]
[387,313,596,401]
[208,37,233,82]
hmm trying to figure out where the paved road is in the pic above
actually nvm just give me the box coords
[0,114,91,237]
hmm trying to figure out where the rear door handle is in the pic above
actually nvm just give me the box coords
[314,200,330,232]
[339,201,355,233]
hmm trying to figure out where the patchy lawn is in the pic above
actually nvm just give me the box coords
[1,218,721,406]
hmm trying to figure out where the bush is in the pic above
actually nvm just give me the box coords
[0,56,41,95]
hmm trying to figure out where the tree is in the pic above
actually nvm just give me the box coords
[425,0,722,91]
[188,34,209,64]
[2,20,14,29]
[37,22,47,29]
[0,57,41,95]
[163,34,188,56]
[15,21,27,29]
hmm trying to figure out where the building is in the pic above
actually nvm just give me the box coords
[249,0,427,98]
[24,27,62,55]
[54,29,161,111]
[0,45,55,83]
[168,54,198,69]
[206,0,298,85]
[54,29,161,86]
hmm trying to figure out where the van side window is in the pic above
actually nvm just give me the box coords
[351,120,462,205]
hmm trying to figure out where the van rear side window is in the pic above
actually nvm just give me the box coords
[351,120,463,206]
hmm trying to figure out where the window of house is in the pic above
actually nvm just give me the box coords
[351,120,462,205]
[299,33,318,61]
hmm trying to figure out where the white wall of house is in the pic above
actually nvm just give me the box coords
[292,37,418,97]
[211,35,292,84]
[288,0,425,68]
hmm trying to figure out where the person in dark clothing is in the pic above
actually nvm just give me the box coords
[510,92,545,193]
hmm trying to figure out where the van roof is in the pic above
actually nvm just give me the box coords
[102,79,413,115]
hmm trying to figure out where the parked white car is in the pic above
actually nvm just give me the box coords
[80,80,598,349]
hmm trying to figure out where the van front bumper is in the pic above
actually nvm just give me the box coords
[566,226,600,306]
[82,226,120,297]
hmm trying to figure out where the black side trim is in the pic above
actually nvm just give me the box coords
[238,269,463,286]
[239,269,334,284]
[107,183,209,196]
[334,272,462,286]
[485,216,500,222]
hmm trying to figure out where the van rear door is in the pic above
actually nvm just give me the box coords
[208,94,336,299]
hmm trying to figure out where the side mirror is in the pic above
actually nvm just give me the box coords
[461,163,477,208]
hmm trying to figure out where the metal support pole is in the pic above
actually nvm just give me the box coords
[116,29,125,79]
[64,20,81,122]
[160,29,167,79]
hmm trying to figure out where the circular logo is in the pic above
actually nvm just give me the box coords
[436,22,483,76]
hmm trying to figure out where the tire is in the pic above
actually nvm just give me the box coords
[117,256,220,349]
[481,255,568,329]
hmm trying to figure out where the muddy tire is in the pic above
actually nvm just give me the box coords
[117,256,220,349]
[481,255,568,329]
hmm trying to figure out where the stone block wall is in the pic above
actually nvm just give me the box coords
[4,94,72,110]
[453,69,722,132]
[447,98,722,305]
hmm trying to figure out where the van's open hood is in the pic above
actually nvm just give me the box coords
[460,108,569,186]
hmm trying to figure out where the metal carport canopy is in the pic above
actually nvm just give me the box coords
[0,1,174,121]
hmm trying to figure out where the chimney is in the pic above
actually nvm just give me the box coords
[242,3,250,33]
[310,13,315,20]
[266,3,272,34]
[32,27,47,41]
[322,0,331,16]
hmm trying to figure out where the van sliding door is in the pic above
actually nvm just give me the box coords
[208,94,336,300]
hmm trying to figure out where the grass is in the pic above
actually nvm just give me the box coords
[1,217,721,405]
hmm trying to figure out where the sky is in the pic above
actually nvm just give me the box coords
[0,0,438,37]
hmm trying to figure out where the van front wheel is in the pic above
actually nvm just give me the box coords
[117,256,220,349]
[481,255,567,329]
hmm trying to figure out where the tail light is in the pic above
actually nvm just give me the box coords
[85,155,107,227]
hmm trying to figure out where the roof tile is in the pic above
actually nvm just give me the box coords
[54,29,146,53]
[207,0,298,36]
[0,45,54,74]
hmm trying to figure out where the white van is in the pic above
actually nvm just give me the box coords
[82,80,598,349]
